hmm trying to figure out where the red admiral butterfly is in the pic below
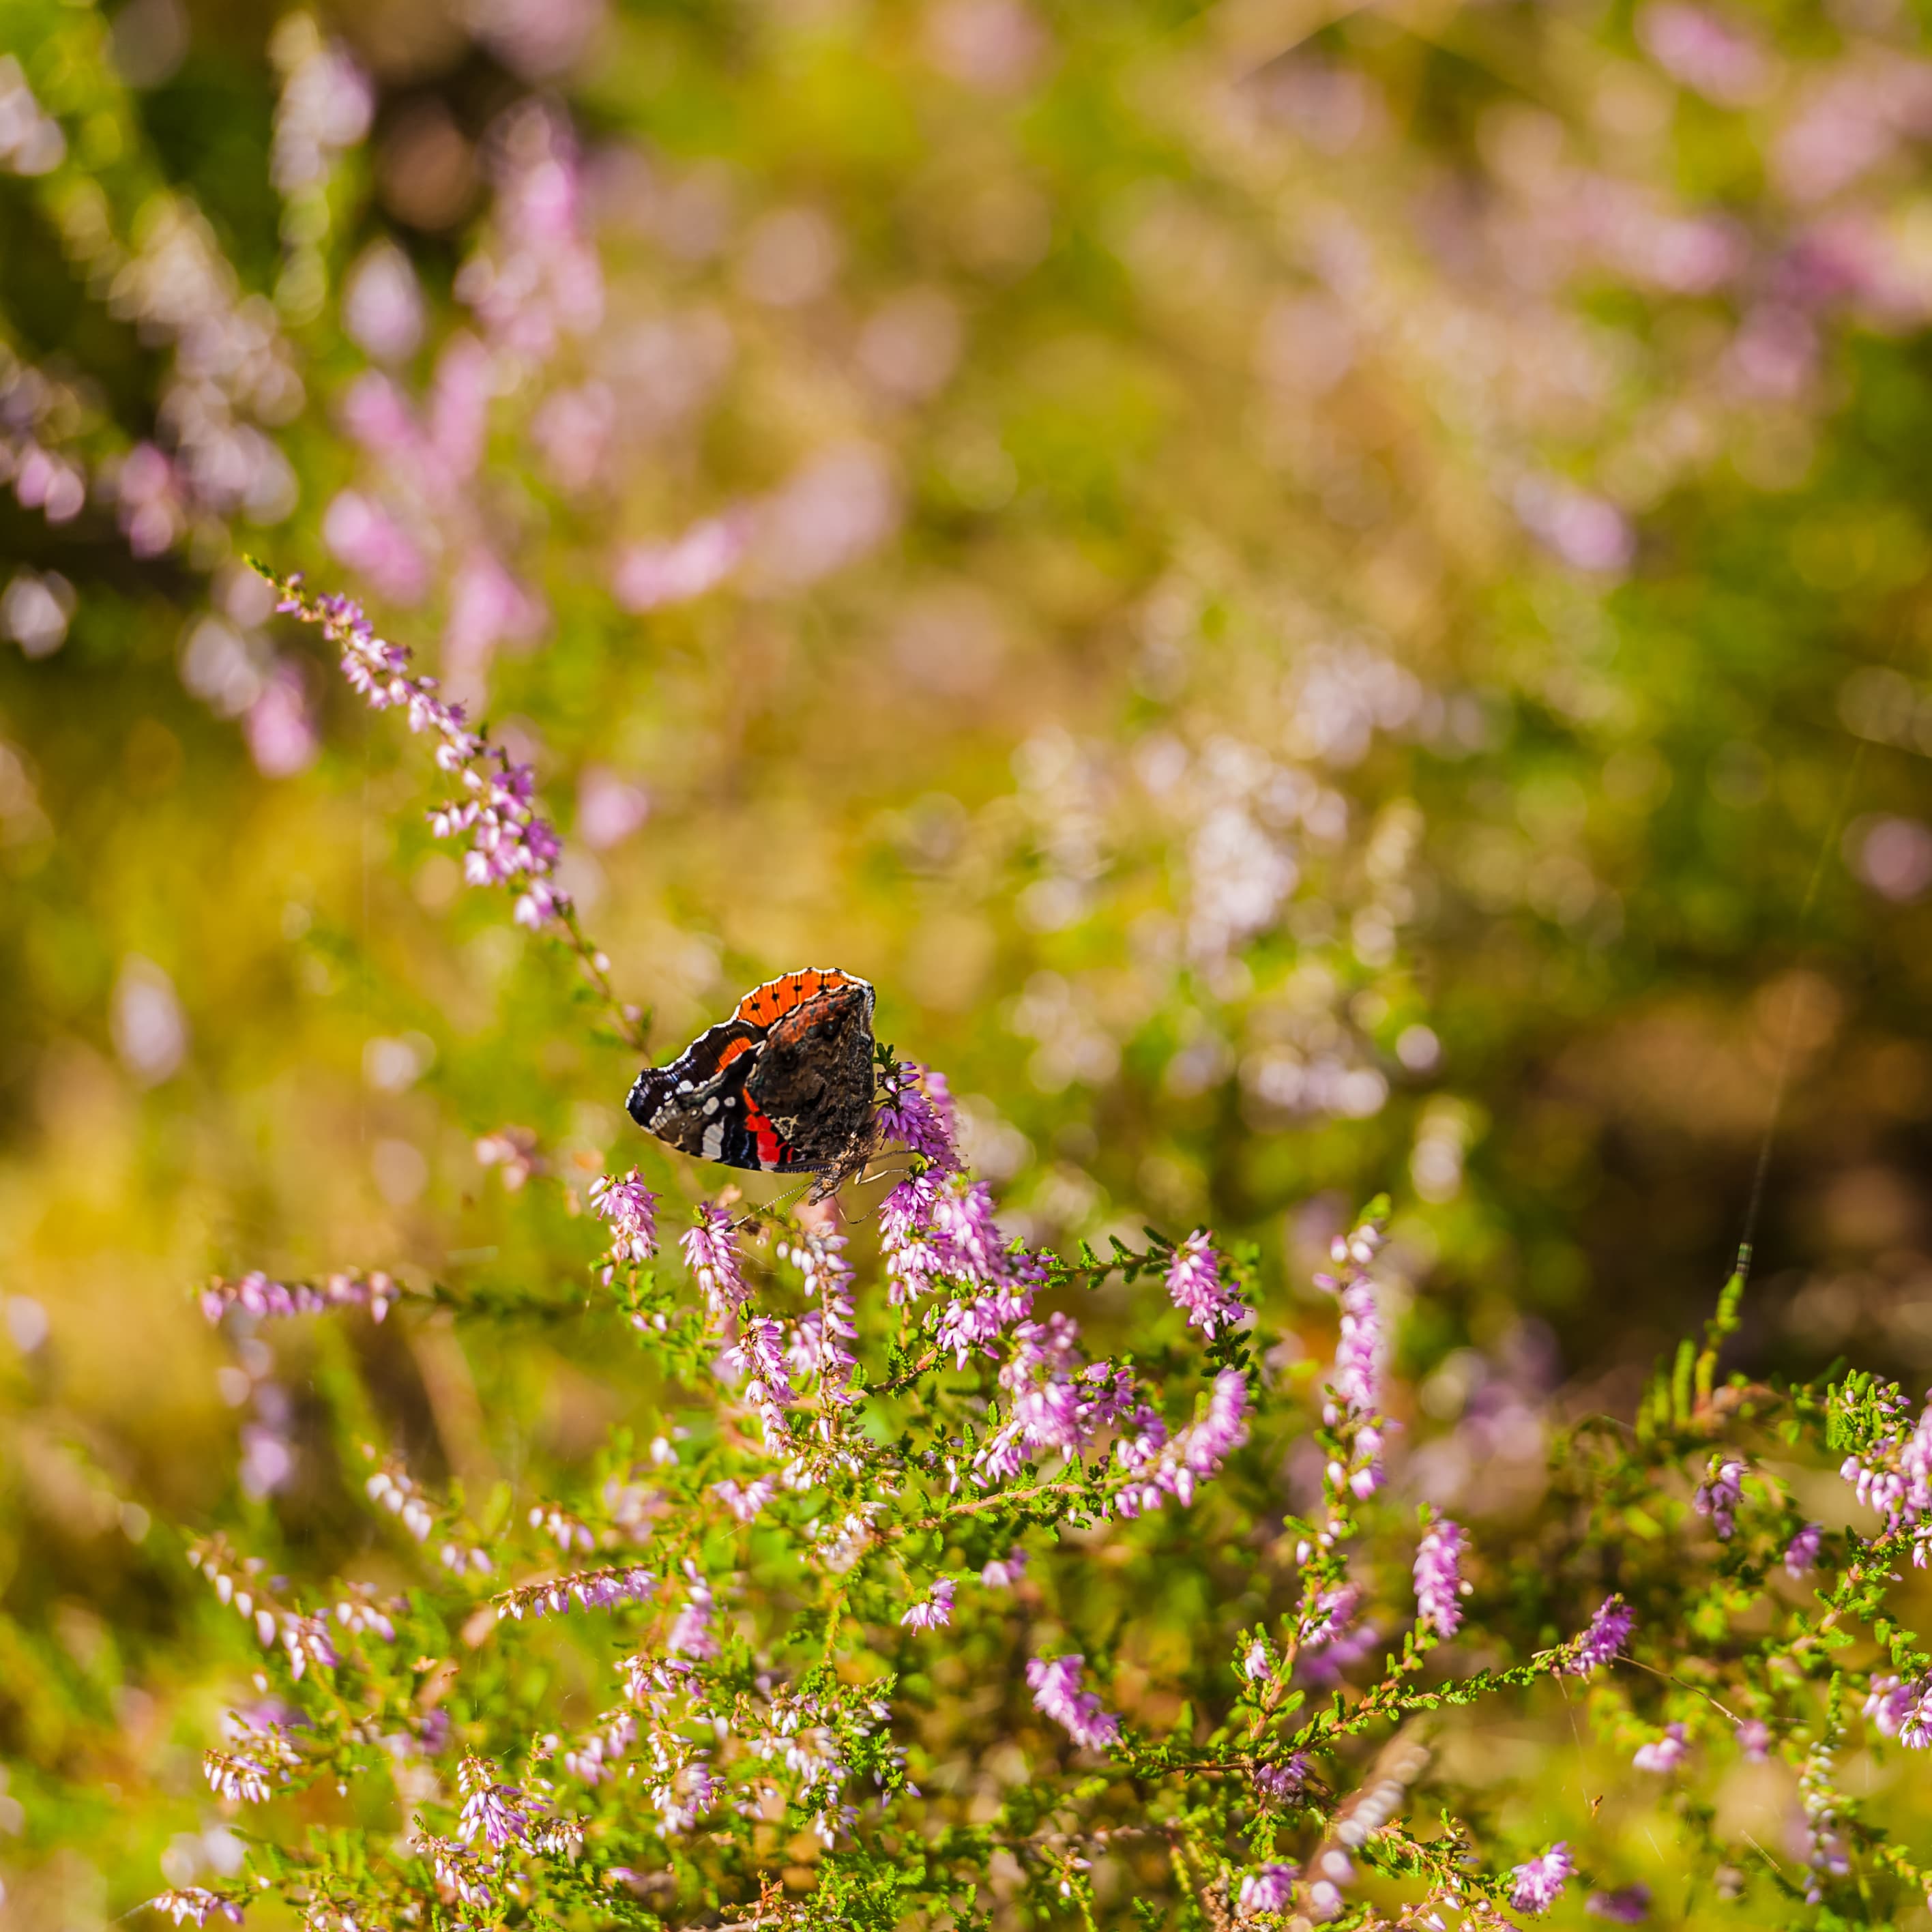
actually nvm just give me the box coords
[626,969,879,1197]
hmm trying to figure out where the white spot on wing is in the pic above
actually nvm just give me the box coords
[701,1122,724,1161]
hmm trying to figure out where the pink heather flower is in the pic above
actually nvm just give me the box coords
[589,1170,658,1269]
[901,1579,955,1630]
[1414,1518,1471,1638]
[1736,1719,1771,1761]
[667,1562,718,1661]
[1785,1521,1823,1578]
[1862,1673,1932,1746]
[781,1231,860,1406]
[712,1476,777,1524]
[456,1757,528,1848]
[1235,1864,1298,1916]
[1253,1754,1308,1804]
[1294,1601,1381,1689]
[1585,1885,1652,1924]
[1298,1583,1361,1652]
[612,509,753,612]
[1632,1723,1688,1773]
[1693,1455,1745,1539]
[1166,1229,1245,1338]
[981,1547,1027,1588]
[268,578,570,933]
[150,1891,245,1928]
[727,1314,795,1445]
[1509,1843,1574,1916]
[1240,1639,1272,1682]
[1568,1594,1633,1675]
[201,1269,396,1325]
[1025,1654,1120,1753]
[682,1205,748,1323]
[244,664,319,778]
[875,1061,961,1172]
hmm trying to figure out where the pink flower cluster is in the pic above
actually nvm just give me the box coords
[1633,1722,1688,1772]
[1413,1517,1470,1638]
[493,1565,656,1621]
[1165,1229,1246,1338]
[1025,1654,1119,1753]
[1693,1454,1746,1539]
[1568,1594,1633,1675]
[1236,1864,1297,1915]
[267,574,569,930]
[1839,1384,1932,1533]
[149,1892,244,1929]
[976,1311,1137,1484]
[201,1269,395,1324]
[1315,1216,1388,1501]
[781,1231,859,1411]
[901,1579,955,1631]
[1112,1367,1251,1517]
[876,1061,961,1173]
[1864,1674,1932,1748]
[1508,1843,1574,1915]
[682,1206,749,1324]
[589,1170,658,1274]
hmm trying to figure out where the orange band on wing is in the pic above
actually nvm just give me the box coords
[712,1036,756,1070]
[733,967,863,1027]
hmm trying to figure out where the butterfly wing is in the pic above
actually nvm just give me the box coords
[627,969,877,1175]
[626,1019,797,1171]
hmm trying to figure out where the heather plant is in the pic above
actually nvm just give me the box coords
[145,579,1932,1930]
[8,2,1932,1927]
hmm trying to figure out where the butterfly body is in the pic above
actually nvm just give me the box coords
[626,969,878,1192]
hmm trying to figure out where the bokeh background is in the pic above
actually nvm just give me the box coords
[4,0,1932,1920]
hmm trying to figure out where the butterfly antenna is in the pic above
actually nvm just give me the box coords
[733,1178,814,1231]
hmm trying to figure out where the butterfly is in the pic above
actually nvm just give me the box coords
[626,969,879,1197]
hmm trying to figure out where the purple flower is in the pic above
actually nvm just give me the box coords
[1632,1723,1688,1773]
[1166,1230,1245,1338]
[494,1564,654,1622]
[201,1269,396,1325]
[1235,1864,1297,1916]
[780,1231,859,1406]
[456,1757,528,1849]
[876,1062,961,1172]
[267,574,570,933]
[612,509,752,613]
[724,1314,795,1446]
[1413,1518,1470,1639]
[1736,1718,1770,1761]
[981,1546,1027,1588]
[712,1476,776,1524]
[667,1565,717,1660]
[1111,1369,1250,1517]
[1585,1885,1652,1924]
[1862,1673,1932,1746]
[150,1892,244,1928]
[1568,1594,1633,1675]
[1025,1654,1120,1753]
[589,1169,658,1271]
[1693,1455,1745,1538]
[1785,1521,1822,1578]
[1510,1843,1573,1916]
[901,1579,955,1631]
[1253,1754,1308,1804]
[682,1206,748,1324]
